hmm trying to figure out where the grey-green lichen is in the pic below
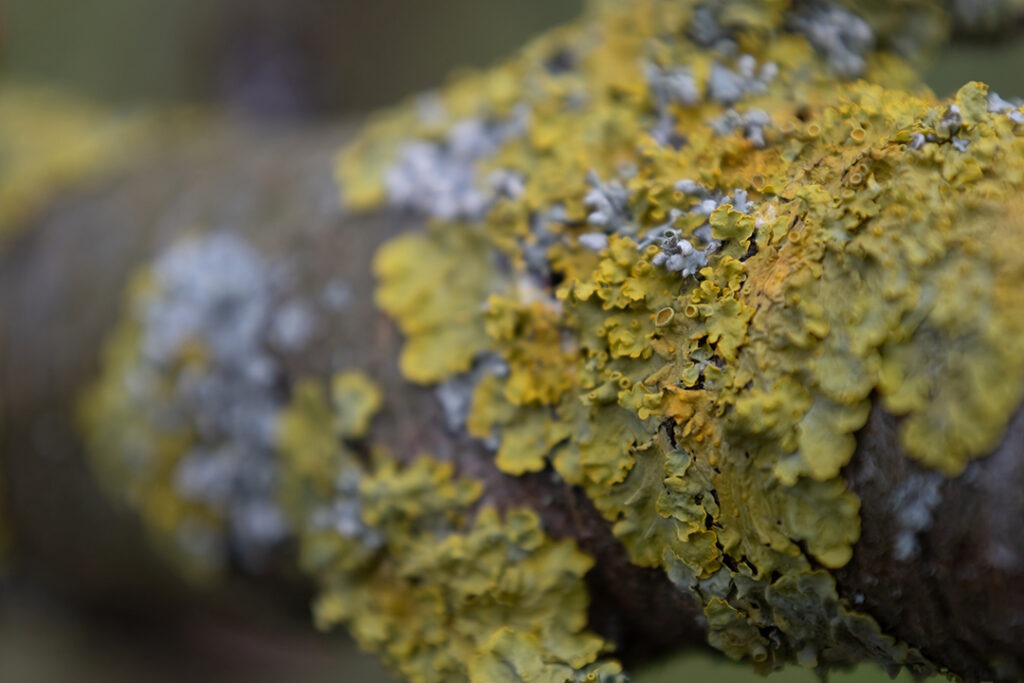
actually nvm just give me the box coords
[276,376,625,683]
[339,0,1024,676]
[79,231,325,575]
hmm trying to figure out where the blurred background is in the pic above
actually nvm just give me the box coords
[6,0,1024,119]
[1,0,582,120]
[2,1,1024,681]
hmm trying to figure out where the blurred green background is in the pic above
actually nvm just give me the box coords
[2,1,1023,681]
[6,0,1024,115]
[1,0,583,117]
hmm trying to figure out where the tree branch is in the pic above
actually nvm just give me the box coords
[3,1,1024,682]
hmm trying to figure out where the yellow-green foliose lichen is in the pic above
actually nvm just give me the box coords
[276,376,625,683]
[340,0,1024,675]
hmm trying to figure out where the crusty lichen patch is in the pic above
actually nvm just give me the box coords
[78,232,321,576]
[342,0,1024,676]
[276,376,625,683]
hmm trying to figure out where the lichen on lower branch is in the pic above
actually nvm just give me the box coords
[277,378,625,683]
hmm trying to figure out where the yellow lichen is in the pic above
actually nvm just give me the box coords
[66,0,1024,678]
[0,83,167,245]
[374,224,509,383]
[342,0,1024,675]
[276,380,623,683]
[332,371,383,439]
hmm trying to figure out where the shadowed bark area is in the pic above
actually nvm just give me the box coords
[0,119,1021,680]
[841,406,1024,682]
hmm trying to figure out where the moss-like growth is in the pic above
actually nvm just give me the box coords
[343,0,1024,676]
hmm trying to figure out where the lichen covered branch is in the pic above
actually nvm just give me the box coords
[3,1,1024,682]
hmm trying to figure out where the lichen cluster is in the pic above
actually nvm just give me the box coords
[278,376,624,683]
[74,0,1024,680]
[80,232,319,575]
[80,232,625,680]
[338,0,1024,676]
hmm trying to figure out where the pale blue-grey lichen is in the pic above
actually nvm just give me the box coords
[83,231,341,573]
[522,204,570,283]
[788,3,875,78]
[646,63,701,109]
[650,227,711,277]
[647,62,701,147]
[988,91,1024,124]
[708,108,772,148]
[584,170,634,233]
[688,4,736,50]
[138,232,288,569]
[578,231,610,251]
[890,471,944,562]
[436,355,509,436]
[321,279,354,312]
[708,56,778,104]
[270,298,317,353]
[673,179,754,216]
[308,467,384,552]
[384,108,530,220]
[643,182,761,276]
